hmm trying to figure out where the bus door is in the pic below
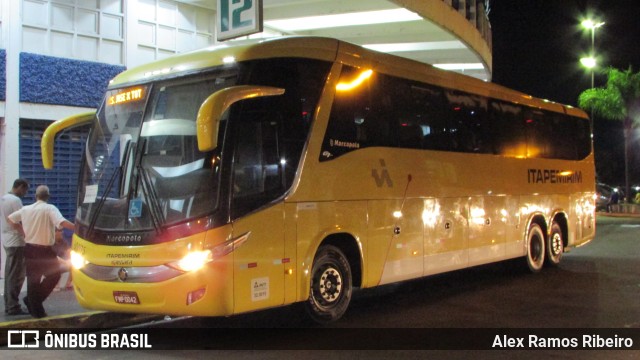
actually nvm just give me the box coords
[231,204,285,313]
[229,112,286,313]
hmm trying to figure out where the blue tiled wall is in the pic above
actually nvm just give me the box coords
[0,49,6,101]
[20,53,125,107]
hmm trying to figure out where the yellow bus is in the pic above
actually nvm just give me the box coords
[42,37,595,323]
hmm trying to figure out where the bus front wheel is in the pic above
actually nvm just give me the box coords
[305,245,352,323]
[545,222,564,266]
[526,223,546,273]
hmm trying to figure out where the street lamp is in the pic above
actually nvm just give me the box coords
[580,56,597,69]
[580,18,604,132]
[581,19,605,88]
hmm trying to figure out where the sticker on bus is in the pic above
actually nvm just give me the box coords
[251,277,269,301]
[83,184,98,204]
[113,291,141,305]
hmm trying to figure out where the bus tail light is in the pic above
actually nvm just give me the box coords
[187,288,206,305]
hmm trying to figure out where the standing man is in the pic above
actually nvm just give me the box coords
[1,179,29,315]
[8,185,74,318]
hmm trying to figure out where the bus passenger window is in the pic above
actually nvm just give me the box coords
[524,109,550,158]
[321,66,390,160]
[444,91,490,153]
[403,83,449,152]
[491,101,526,158]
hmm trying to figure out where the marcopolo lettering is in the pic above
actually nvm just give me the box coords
[527,169,582,184]
[106,234,143,243]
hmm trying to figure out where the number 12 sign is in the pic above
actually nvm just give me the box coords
[217,0,263,41]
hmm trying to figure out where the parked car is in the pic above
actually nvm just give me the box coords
[595,183,623,211]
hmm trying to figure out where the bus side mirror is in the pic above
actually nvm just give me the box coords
[41,111,96,169]
[196,85,285,152]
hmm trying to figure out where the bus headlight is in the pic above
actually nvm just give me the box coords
[168,250,213,272]
[70,250,88,270]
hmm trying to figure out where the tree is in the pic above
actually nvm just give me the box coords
[578,67,640,203]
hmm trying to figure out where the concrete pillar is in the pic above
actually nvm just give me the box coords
[1,0,21,195]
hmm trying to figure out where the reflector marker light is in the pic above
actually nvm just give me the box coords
[336,69,373,91]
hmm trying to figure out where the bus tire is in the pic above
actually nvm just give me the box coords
[305,245,352,323]
[525,223,545,273]
[545,222,564,266]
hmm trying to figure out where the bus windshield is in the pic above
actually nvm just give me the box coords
[77,72,237,232]
[76,58,331,237]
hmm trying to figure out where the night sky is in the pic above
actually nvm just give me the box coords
[489,0,640,187]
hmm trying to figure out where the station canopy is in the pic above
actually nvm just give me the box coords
[180,0,491,81]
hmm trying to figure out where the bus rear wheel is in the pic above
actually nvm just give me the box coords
[526,223,545,273]
[305,245,352,324]
[545,222,564,266]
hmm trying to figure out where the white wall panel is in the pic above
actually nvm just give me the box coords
[157,25,175,49]
[138,0,156,22]
[136,45,156,66]
[20,0,124,64]
[102,13,122,38]
[52,4,74,31]
[177,5,195,31]
[100,39,122,64]
[133,0,215,66]
[196,33,210,49]
[101,0,122,14]
[137,21,155,45]
[23,0,48,27]
[51,30,74,57]
[196,10,211,33]
[158,1,176,26]
[0,1,3,48]
[158,48,174,60]
[22,26,47,53]
[77,9,98,34]
[77,35,98,61]
[77,0,99,9]
[176,30,193,52]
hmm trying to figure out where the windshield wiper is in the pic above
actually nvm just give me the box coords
[137,164,164,233]
[87,141,131,237]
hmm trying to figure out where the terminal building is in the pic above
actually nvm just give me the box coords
[0,0,491,271]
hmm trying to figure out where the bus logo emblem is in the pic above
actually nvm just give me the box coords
[372,159,393,188]
[118,268,129,282]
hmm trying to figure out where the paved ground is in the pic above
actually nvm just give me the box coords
[1,212,638,331]
[1,213,638,358]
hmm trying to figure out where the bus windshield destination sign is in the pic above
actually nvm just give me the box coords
[108,88,144,106]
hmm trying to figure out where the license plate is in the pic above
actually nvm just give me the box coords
[113,291,141,305]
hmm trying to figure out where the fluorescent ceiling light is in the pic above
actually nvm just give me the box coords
[363,41,466,53]
[434,63,484,70]
[265,8,422,32]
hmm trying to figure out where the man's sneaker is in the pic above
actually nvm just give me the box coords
[7,308,29,316]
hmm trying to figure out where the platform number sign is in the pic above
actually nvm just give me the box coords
[217,0,263,41]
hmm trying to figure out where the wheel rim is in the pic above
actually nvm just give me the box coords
[551,232,563,256]
[317,265,342,303]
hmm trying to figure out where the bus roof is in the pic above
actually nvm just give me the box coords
[109,36,587,119]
